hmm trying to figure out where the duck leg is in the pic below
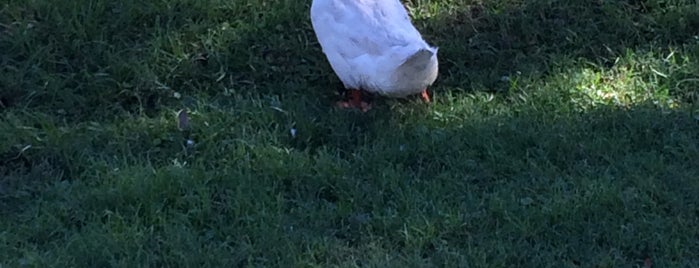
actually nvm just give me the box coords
[337,89,372,112]
[420,89,431,103]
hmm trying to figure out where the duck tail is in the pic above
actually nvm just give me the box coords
[400,47,437,71]
[402,48,437,67]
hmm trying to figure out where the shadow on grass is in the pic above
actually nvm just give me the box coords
[0,0,332,118]
[2,0,697,116]
[2,101,698,266]
[285,105,699,266]
[2,1,699,265]
[2,0,699,198]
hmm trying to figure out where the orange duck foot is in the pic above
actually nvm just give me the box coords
[420,89,431,103]
[337,89,372,112]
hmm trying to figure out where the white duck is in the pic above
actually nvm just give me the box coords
[310,0,438,111]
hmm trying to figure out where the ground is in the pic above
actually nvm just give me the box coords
[1,0,698,267]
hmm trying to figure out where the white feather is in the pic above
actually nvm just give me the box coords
[310,0,438,97]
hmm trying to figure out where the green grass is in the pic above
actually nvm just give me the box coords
[1,0,699,266]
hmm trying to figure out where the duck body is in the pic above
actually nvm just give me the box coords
[310,0,438,98]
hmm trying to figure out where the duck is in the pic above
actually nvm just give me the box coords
[310,0,439,111]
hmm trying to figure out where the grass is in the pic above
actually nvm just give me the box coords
[1,0,699,266]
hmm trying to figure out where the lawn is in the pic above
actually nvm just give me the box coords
[1,0,698,266]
